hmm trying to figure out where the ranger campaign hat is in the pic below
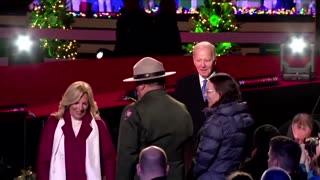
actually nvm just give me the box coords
[123,57,176,82]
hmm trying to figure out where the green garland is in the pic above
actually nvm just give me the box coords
[31,0,78,59]
[185,1,239,56]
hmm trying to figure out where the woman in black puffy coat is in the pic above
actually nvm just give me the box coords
[193,73,254,180]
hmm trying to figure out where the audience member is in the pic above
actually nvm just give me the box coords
[261,167,291,180]
[192,73,254,179]
[114,0,154,56]
[153,0,183,55]
[228,171,253,180]
[117,57,193,180]
[240,124,280,180]
[268,136,307,180]
[137,146,169,180]
[286,113,319,144]
[299,134,320,179]
[36,81,116,180]
[309,154,320,180]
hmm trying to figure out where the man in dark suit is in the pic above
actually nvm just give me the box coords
[175,41,216,138]
[174,41,216,173]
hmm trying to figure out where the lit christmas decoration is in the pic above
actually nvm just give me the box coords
[238,75,279,88]
[235,7,315,16]
[184,1,239,56]
[31,0,78,59]
[65,6,315,18]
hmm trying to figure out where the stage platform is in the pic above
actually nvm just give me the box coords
[1,55,320,117]
[1,55,320,178]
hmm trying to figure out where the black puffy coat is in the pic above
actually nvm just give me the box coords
[193,102,254,180]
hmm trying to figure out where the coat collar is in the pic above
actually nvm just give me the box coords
[62,110,93,141]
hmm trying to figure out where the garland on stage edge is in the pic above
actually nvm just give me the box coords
[67,7,315,18]
[31,0,79,59]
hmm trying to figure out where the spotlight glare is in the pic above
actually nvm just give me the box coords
[288,37,306,54]
[15,35,33,52]
[96,51,103,59]
[280,35,315,81]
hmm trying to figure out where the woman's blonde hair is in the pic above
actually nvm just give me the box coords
[51,81,100,119]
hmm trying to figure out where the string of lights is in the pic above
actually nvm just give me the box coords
[31,0,78,59]
[238,75,279,88]
[68,7,315,19]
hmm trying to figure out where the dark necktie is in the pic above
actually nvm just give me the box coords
[201,79,207,101]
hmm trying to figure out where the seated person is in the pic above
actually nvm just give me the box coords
[268,136,307,180]
[240,124,280,180]
[284,113,319,144]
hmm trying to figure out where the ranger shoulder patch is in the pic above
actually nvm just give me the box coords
[124,108,133,120]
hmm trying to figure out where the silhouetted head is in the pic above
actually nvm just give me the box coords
[254,124,280,152]
[136,146,169,180]
[261,167,291,180]
[122,0,140,12]
[268,136,301,173]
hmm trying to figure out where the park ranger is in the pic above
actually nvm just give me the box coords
[116,57,193,180]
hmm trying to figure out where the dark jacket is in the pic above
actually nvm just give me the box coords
[240,151,269,180]
[175,73,207,139]
[117,89,193,180]
[193,102,254,180]
[290,168,308,180]
[152,176,167,180]
[175,73,208,175]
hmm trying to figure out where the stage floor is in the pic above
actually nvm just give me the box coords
[1,55,320,117]
[1,55,320,178]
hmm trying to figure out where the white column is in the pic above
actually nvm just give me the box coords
[99,0,105,12]
[191,0,197,9]
[106,0,112,12]
[295,0,302,11]
[72,0,81,11]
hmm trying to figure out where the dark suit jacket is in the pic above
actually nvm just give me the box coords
[174,73,208,179]
[175,73,207,138]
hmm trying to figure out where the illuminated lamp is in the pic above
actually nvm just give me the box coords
[96,48,113,59]
[8,34,44,65]
[280,35,316,81]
